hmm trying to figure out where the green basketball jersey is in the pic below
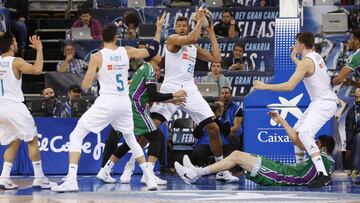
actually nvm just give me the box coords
[247,152,334,186]
[346,49,360,74]
[129,63,157,135]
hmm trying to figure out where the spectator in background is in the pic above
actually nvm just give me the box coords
[72,7,102,40]
[203,62,231,92]
[345,88,360,176]
[125,28,138,39]
[57,43,87,73]
[191,99,238,167]
[223,43,253,71]
[220,86,243,140]
[214,10,239,38]
[41,87,62,117]
[116,12,139,39]
[59,85,82,118]
[129,41,146,71]
[5,0,28,55]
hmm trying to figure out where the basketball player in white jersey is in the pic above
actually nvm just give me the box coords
[149,9,238,182]
[253,32,338,187]
[51,24,161,192]
[0,32,54,189]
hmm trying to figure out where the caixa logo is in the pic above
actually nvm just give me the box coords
[257,94,304,143]
[37,133,105,160]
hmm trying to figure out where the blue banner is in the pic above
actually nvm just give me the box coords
[0,118,166,175]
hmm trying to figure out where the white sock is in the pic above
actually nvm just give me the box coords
[148,162,155,172]
[68,164,78,180]
[311,155,328,176]
[104,160,115,172]
[32,161,45,178]
[196,167,210,176]
[1,162,12,178]
[215,156,223,162]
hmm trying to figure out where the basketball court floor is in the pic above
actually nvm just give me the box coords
[1,172,360,202]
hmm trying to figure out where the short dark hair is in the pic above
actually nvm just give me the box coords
[124,12,139,27]
[296,32,315,49]
[0,32,14,53]
[223,10,233,17]
[102,24,117,43]
[176,16,189,23]
[234,42,245,50]
[79,7,91,16]
[318,135,335,155]
[221,86,232,92]
[351,29,360,41]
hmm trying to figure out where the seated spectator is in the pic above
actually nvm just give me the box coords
[223,43,253,71]
[203,62,231,92]
[191,100,239,167]
[5,0,28,55]
[214,10,239,38]
[72,7,102,40]
[41,87,62,117]
[59,85,82,118]
[129,41,146,71]
[57,43,88,73]
[125,28,138,39]
[116,12,139,39]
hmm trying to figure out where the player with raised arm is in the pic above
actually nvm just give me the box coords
[149,8,238,182]
[51,23,163,192]
[0,33,54,190]
[253,32,338,187]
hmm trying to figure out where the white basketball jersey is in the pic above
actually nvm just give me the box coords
[98,47,129,96]
[303,52,337,102]
[163,44,197,87]
[0,56,23,102]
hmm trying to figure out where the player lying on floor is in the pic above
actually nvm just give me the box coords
[175,111,335,187]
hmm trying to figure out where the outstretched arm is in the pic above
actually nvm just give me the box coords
[196,23,221,63]
[332,67,352,86]
[14,35,43,75]
[253,58,311,92]
[268,111,305,149]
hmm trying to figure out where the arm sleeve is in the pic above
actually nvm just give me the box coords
[235,107,243,117]
[146,83,173,102]
[346,52,360,71]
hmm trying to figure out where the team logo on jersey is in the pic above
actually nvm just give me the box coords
[182,52,189,60]
[107,65,113,70]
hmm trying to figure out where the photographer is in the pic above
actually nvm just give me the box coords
[41,87,62,117]
[223,43,253,71]
[345,88,360,176]
[190,100,238,167]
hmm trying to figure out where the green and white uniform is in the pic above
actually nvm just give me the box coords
[247,152,334,186]
[129,62,158,136]
[346,48,360,75]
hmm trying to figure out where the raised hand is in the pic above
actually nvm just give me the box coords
[267,111,282,124]
[29,35,42,51]
[156,11,167,29]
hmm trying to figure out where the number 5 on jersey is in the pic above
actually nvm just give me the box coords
[116,73,125,92]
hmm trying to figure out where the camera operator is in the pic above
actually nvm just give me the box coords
[41,87,62,117]
[345,88,360,176]
[190,100,238,167]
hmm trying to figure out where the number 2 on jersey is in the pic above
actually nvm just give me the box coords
[116,73,124,92]
[0,79,4,96]
[187,64,194,74]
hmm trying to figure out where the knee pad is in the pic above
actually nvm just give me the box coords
[145,129,164,158]
[69,125,90,153]
[298,131,320,156]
